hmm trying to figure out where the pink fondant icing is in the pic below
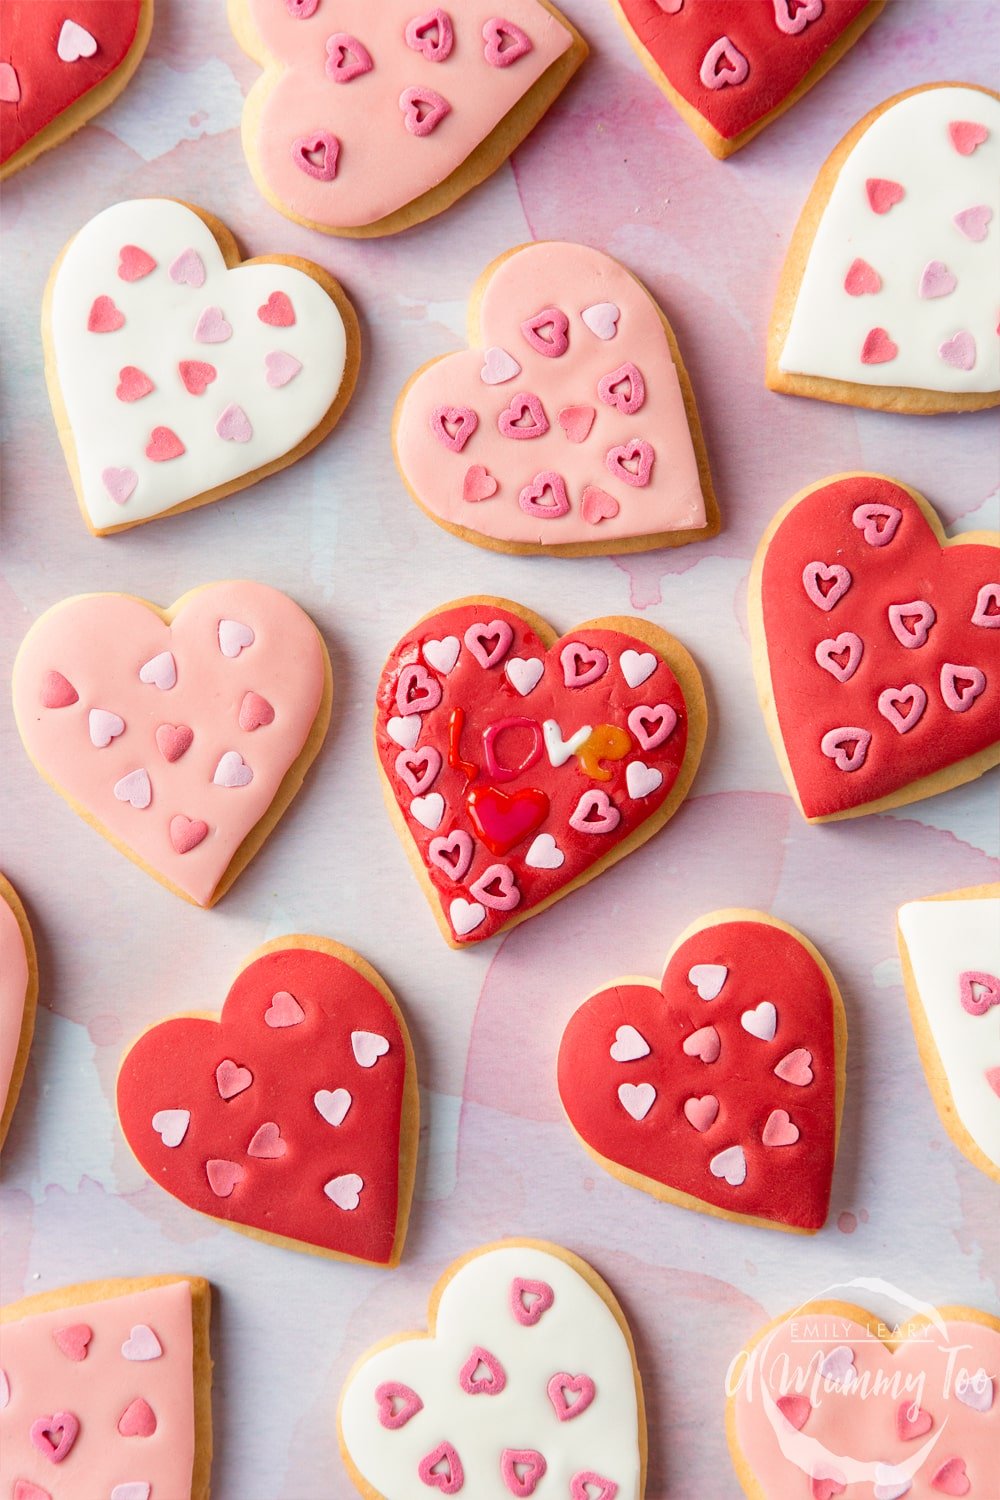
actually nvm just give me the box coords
[396,242,708,547]
[0,887,29,1133]
[0,1282,197,1497]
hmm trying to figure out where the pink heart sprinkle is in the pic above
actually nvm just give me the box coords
[57,19,96,61]
[877,684,927,735]
[206,1159,244,1197]
[483,17,532,66]
[292,131,340,179]
[155,724,193,763]
[802,561,852,611]
[212,750,253,787]
[400,87,451,137]
[509,1277,555,1326]
[193,306,232,344]
[118,244,157,282]
[866,177,905,214]
[521,306,570,358]
[561,641,609,688]
[852,501,901,547]
[940,662,986,713]
[558,405,596,443]
[953,204,992,241]
[469,862,520,911]
[121,1325,162,1361]
[700,35,749,89]
[101,466,138,505]
[773,0,823,34]
[972,583,1000,628]
[861,327,898,364]
[500,1449,547,1497]
[325,32,374,81]
[146,426,185,462]
[30,1411,79,1463]
[888,598,935,648]
[547,1372,596,1422]
[168,247,205,287]
[919,260,957,299]
[395,745,443,795]
[247,1121,286,1159]
[519,471,570,519]
[216,1058,253,1099]
[458,1345,507,1394]
[498,392,549,439]
[820,726,871,773]
[40,670,79,709]
[597,361,645,415]
[215,403,253,443]
[762,1108,799,1147]
[570,1476,617,1500]
[52,1325,92,1362]
[843,257,882,296]
[896,1399,933,1440]
[258,291,296,327]
[0,62,20,103]
[404,9,454,62]
[774,1048,813,1085]
[376,1381,424,1431]
[264,350,303,389]
[683,1095,719,1132]
[239,691,275,730]
[87,295,125,333]
[179,359,217,396]
[463,464,498,502]
[815,632,863,683]
[931,1456,971,1496]
[116,365,154,403]
[113,769,152,809]
[428,830,474,880]
[264,990,305,1027]
[776,1394,812,1430]
[627,703,677,751]
[14,1482,53,1500]
[218,618,255,657]
[581,484,620,525]
[949,120,988,156]
[938,331,976,370]
[418,1442,464,1494]
[606,439,654,488]
[169,814,208,854]
[683,1025,721,1063]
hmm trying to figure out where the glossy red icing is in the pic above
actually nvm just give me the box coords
[558,920,839,1230]
[760,477,999,819]
[117,947,410,1264]
[1,2,143,166]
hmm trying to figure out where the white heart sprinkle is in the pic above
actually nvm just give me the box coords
[351,1031,389,1068]
[324,1173,363,1210]
[610,1025,650,1062]
[121,1325,163,1361]
[505,657,544,696]
[581,301,621,340]
[57,19,97,61]
[113,768,152,809]
[387,714,420,749]
[625,761,663,799]
[450,898,486,935]
[212,750,253,788]
[741,1001,777,1042]
[89,708,125,747]
[688,964,728,1000]
[955,1370,994,1412]
[218,619,254,658]
[618,1082,656,1120]
[874,1465,912,1500]
[480,346,521,385]
[620,649,656,687]
[542,719,591,767]
[151,1109,190,1148]
[411,792,444,830]
[138,650,177,690]
[314,1088,352,1126]
[709,1145,747,1186]
[525,833,564,869]
[423,636,461,674]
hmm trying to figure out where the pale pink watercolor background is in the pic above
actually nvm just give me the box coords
[1,0,997,1495]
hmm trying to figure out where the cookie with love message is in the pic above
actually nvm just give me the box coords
[43,197,360,533]
[117,937,418,1265]
[769,83,1000,412]
[0,875,38,1154]
[12,582,332,907]
[0,1,152,179]
[339,1239,647,1498]
[558,910,846,1233]
[375,597,706,946]
[394,241,718,555]
[898,884,1000,1186]
[611,0,884,159]
[728,1299,1000,1498]
[229,0,587,236]
[749,475,1000,821]
[0,1275,212,1500]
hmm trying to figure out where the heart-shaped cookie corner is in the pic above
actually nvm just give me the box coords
[12,582,332,907]
[558,910,846,1232]
[44,197,360,533]
[0,874,39,1153]
[749,474,1000,822]
[230,0,586,236]
[117,937,418,1265]
[394,241,718,554]
[375,596,706,946]
[338,1239,646,1497]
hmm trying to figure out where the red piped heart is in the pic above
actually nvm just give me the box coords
[467,786,550,857]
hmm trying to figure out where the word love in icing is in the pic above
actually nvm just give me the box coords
[898,886,1000,1184]
[0,1277,210,1499]
[11,583,331,907]
[728,1300,1000,1499]
[558,913,845,1232]
[44,198,357,532]
[0,2,151,179]
[750,475,1000,821]
[374,599,706,945]
[231,0,586,235]
[394,241,718,554]
[613,0,883,157]
[117,941,417,1265]
[338,1241,645,1498]
[772,84,1000,411]
[0,877,37,1153]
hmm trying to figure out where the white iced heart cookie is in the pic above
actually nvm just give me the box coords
[897,883,1000,1183]
[770,83,1000,413]
[44,197,359,533]
[338,1240,646,1499]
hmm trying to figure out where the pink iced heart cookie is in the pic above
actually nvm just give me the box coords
[0,876,38,1152]
[374,598,706,945]
[0,1276,211,1497]
[12,582,331,907]
[395,241,719,555]
[728,1300,1000,1499]
[771,83,1000,413]
[338,1241,646,1498]
[45,197,358,533]
[230,0,586,235]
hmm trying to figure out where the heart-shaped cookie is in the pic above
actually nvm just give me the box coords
[44,198,359,533]
[612,0,883,158]
[0,876,38,1154]
[750,475,1000,821]
[394,241,718,554]
[770,83,1000,412]
[338,1239,646,1497]
[230,0,587,236]
[12,582,331,907]
[0,1275,212,1500]
[898,884,1000,1185]
[558,911,845,1233]
[117,938,418,1265]
[728,1299,1000,1498]
[375,597,706,945]
[0,1,152,179]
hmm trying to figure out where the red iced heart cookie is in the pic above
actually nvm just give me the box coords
[395,241,718,555]
[230,0,586,235]
[0,1,152,179]
[750,475,1000,821]
[613,0,884,157]
[12,582,332,907]
[0,875,38,1153]
[117,939,418,1265]
[559,911,845,1232]
[375,598,706,945]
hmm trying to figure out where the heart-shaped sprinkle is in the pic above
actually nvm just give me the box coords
[325,32,374,80]
[314,1087,352,1127]
[505,656,545,696]
[405,10,454,61]
[955,1369,994,1411]
[324,1172,363,1210]
[700,35,749,89]
[193,306,232,344]
[116,365,154,402]
[627,704,677,751]
[376,1381,424,1430]
[938,331,977,371]
[258,291,296,327]
[866,177,905,214]
[688,963,728,1000]
[0,62,20,103]
[113,768,152,810]
[218,619,254,657]
[581,301,621,340]
[352,1030,389,1068]
[88,295,125,333]
[949,119,988,155]
[843,257,882,296]
[118,1396,157,1438]
[815,632,863,682]
[483,17,533,66]
[877,685,927,735]
[709,1144,746,1185]
[178,359,217,396]
[953,204,992,241]
[776,1394,812,1430]
[428,830,475,880]
[169,815,208,853]
[419,1441,464,1493]
[521,306,570,358]
[247,1121,286,1158]
[459,1345,507,1395]
[239,691,275,730]
[0,1369,9,1409]
[861,326,898,365]
[121,1324,163,1361]
[683,1094,719,1132]
[852,501,902,547]
[570,1474,617,1500]
[57,20,97,61]
[525,832,564,868]
[625,760,663,799]
[510,1276,555,1325]
[972,583,1000,628]
[111,1485,151,1500]
[919,260,957,299]
[610,1025,650,1062]
[206,1158,244,1197]
[386,713,421,750]
[931,1457,971,1496]
[52,1325,92,1362]
[480,346,522,385]
[820,726,871,773]
[139,650,177,690]
[168,247,206,287]
[145,426,185,462]
[580,485,620,525]
[617,1081,656,1120]
[264,990,304,1027]
[683,1025,721,1063]
[411,792,444,830]
[450,897,486,935]
[151,1108,190,1147]
[89,708,125,747]
[774,1049,813,1086]
[741,1001,777,1041]
[873,1462,912,1500]
[547,1372,596,1422]
[215,1058,253,1099]
[155,724,193,763]
[896,1399,933,1440]
[558,405,597,444]
[400,86,451,136]
[101,466,138,505]
[30,1411,79,1462]
[501,1449,547,1497]
[40,670,78,708]
[264,350,303,388]
[212,750,254,788]
[820,1345,857,1387]
[463,464,499,502]
[292,131,340,179]
[762,1107,799,1146]
[216,403,253,443]
[423,636,462,674]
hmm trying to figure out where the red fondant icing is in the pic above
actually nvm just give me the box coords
[558,919,840,1230]
[117,946,410,1264]
[759,477,999,818]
